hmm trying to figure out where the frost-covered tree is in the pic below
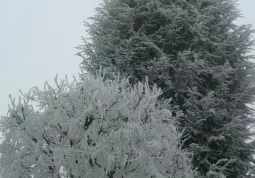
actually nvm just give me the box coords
[0,69,198,178]
[77,0,255,177]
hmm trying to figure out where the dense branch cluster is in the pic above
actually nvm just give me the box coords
[0,70,197,178]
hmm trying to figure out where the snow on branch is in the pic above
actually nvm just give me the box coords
[0,68,197,178]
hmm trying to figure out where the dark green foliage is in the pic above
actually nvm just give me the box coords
[77,0,255,177]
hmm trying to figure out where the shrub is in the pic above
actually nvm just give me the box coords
[0,69,197,178]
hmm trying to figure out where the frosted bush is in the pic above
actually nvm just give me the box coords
[0,69,197,178]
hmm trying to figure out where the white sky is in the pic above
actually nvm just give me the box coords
[0,0,255,117]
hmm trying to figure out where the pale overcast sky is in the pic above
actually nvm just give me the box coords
[0,0,255,117]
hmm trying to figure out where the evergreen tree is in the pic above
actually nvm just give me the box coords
[77,0,255,177]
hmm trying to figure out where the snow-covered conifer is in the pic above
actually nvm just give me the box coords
[77,0,255,177]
